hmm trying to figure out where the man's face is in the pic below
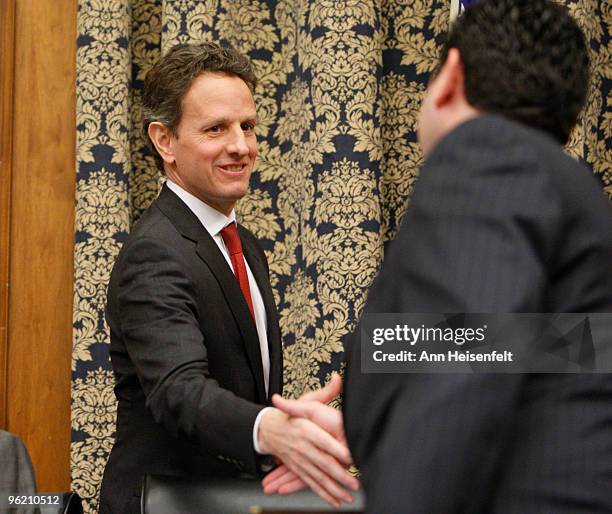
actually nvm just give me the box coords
[165,72,257,215]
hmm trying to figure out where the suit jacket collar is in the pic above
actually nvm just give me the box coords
[154,184,274,403]
[165,178,236,238]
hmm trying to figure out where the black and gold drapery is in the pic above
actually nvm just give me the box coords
[72,1,611,512]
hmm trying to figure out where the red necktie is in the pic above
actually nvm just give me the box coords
[220,222,255,320]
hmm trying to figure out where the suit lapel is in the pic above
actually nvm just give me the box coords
[194,239,267,403]
[241,232,283,399]
[154,185,267,403]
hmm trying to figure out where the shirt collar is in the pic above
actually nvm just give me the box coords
[165,179,236,237]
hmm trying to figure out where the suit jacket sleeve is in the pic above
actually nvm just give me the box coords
[344,122,566,513]
[114,235,263,473]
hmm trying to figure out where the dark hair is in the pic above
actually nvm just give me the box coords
[442,0,589,144]
[142,42,258,171]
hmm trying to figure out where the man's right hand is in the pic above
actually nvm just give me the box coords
[257,405,358,507]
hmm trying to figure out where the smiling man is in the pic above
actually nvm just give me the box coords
[99,43,358,513]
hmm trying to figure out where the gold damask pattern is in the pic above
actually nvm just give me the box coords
[74,1,611,512]
[73,1,132,512]
[130,0,163,216]
[71,369,117,504]
[563,0,612,193]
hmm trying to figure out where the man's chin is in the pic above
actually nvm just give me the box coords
[216,188,251,212]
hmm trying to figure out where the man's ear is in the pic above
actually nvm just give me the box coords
[433,48,465,109]
[148,122,175,166]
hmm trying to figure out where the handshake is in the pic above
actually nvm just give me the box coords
[257,374,360,508]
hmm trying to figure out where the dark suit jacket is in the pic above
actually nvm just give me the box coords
[344,115,612,513]
[99,185,282,514]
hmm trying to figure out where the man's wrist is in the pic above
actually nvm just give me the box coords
[253,406,275,454]
[256,407,291,455]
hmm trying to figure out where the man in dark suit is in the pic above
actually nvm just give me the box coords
[99,43,357,513]
[341,1,612,513]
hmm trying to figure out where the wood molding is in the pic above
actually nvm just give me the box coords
[7,0,76,491]
[0,0,16,430]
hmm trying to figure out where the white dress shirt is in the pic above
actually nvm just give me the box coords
[166,179,272,453]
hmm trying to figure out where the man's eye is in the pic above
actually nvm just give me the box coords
[241,122,255,131]
[207,125,221,133]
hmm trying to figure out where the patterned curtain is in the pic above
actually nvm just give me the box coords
[565,1,612,186]
[71,1,611,512]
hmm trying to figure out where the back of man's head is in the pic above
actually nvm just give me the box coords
[442,0,589,144]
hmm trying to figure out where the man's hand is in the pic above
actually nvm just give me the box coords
[272,392,348,447]
[262,463,305,496]
[259,374,359,505]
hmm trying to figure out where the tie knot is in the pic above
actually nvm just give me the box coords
[220,222,243,256]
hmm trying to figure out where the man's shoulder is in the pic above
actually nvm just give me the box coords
[429,115,596,185]
[414,113,612,241]
[113,196,191,270]
[125,200,174,242]
[439,114,560,157]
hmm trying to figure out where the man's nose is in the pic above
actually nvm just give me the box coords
[226,126,249,156]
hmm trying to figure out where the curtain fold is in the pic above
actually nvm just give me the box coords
[72,1,610,512]
[565,0,612,188]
